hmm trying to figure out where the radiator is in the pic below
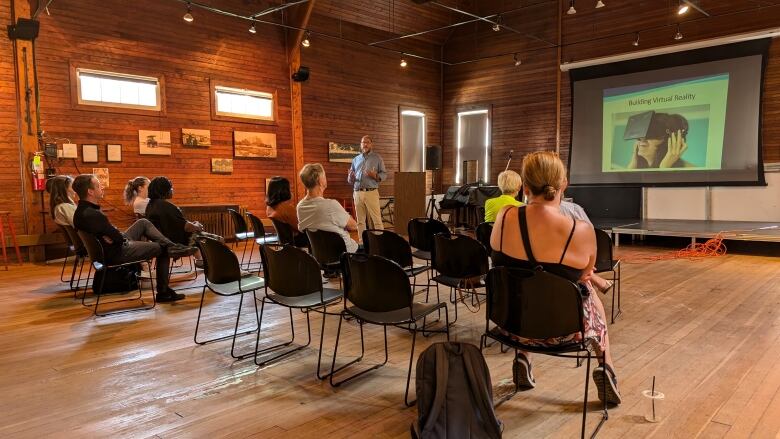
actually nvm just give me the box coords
[179,204,245,240]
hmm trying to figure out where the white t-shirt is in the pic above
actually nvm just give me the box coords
[297,196,358,253]
[133,197,149,215]
[54,202,76,227]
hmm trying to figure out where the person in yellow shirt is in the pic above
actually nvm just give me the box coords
[484,170,524,222]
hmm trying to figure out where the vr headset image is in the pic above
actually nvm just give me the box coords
[623,110,688,141]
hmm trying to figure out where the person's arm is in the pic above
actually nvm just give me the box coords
[97,212,124,245]
[345,216,358,232]
[577,222,598,284]
[347,160,357,184]
[331,200,357,232]
[375,156,387,182]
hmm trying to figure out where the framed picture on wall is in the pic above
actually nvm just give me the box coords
[62,143,78,159]
[328,142,360,163]
[234,131,277,158]
[211,158,233,174]
[106,144,122,162]
[82,144,98,163]
[138,130,172,155]
[182,128,211,148]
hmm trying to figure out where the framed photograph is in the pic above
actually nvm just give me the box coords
[82,144,98,163]
[62,143,78,159]
[234,131,277,158]
[138,130,172,155]
[328,142,360,163]
[211,158,233,174]
[93,168,109,188]
[182,128,211,148]
[106,144,122,162]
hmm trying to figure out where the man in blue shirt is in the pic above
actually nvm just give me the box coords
[348,135,387,237]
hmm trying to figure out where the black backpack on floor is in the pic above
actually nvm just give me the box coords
[92,264,140,295]
[412,342,502,439]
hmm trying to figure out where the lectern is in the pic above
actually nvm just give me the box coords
[394,172,426,235]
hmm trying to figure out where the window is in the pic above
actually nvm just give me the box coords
[456,109,491,183]
[76,68,161,111]
[214,85,274,121]
[400,109,426,172]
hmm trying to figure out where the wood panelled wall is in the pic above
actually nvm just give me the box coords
[300,14,442,201]
[0,2,24,234]
[32,0,293,231]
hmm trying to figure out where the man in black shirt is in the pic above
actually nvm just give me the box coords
[72,174,195,302]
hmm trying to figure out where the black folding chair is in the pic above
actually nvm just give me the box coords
[61,225,88,293]
[194,236,265,360]
[362,229,428,294]
[407,217,450,262]
[227,208,255,269]
[76,231,155,316]
[475,222,494,253]
[431,233,489,324]
[481,266,609,439]
[270,217,309,249]
[306,228,347,283]
[594,228,622,324]
[329,253,450,406]
[254,244,342,376]
[245,213,279,269]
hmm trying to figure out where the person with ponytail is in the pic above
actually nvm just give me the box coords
[124,176,150,216]
[49,175,77,226]
[489,151,622,406]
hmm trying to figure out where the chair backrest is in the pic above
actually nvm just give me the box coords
[475,222,494,253]
[485,266,585,341]
[407,217,450,252]
[196,236,242,284]
[270,217,296,246]
[306,229,347,266]
[76,230,106,266]
[227,208,248,234]
[341,252,412,314]
[362,229,413,268]
[62,224,85,255]
[594,228,615,272]
[246,212,267,237]
[260,244,323,297]
[432,233,489,280]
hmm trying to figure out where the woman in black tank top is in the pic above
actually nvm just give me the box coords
[489,151,622,405]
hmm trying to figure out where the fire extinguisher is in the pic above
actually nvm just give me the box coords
[31,152,45,191]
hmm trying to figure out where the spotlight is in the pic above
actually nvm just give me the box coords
[249,22,257,34]
[400,58,408,67]
[632,33,640,46]
[183,3,194,23]
[513,53,522,66]
[492,15,502,32]
[595,0,605,8]
[567,0,576,14]
[674,25,683,40]
[301,31,311,47]
[677,1,689,15]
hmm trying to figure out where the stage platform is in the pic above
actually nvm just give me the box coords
[605,219,780,245]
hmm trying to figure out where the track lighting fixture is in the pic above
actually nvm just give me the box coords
[513,53,522,66]
[674,24,683,40]
[400,58,408,67]
[677,0,689,15]
[632,32,640,46]
[183,3,194,23]
[567,0,577,15]
[249,22,257,34]
[492,15,502,32]
[301,31,311,47]
[595,0,605,8]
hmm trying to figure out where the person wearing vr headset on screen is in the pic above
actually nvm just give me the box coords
[625,110,695,169]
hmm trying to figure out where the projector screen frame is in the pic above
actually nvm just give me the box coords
[567,39,770,188]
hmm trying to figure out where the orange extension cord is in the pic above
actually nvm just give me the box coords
[624,232,727,263]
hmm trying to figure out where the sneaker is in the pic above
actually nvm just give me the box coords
[156,288,186,303]
[167,243,197,259]
[593,365,622,405]
[512,352,536,390]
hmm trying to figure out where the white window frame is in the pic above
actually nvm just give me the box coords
[400,109,426,172]
[214,85,275,122]
[455,108,491,184]
[75,68,161,111]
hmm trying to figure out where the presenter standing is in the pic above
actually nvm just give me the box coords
[348,135,387,237]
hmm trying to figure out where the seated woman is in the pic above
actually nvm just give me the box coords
[144,177,222,265]
[266,176,308,248]
[484,170,523,222]
[124,176,150,217]
[49,175,77,227]
[490,151,621,405]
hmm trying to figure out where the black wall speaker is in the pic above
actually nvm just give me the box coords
[425,145,442,171]
[7,18,40,41]
[292,66,310,82]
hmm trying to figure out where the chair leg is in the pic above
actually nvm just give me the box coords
[254,301,311,366]
[330,319,386,387]
[404,325,418,407]
[316,305,333,380]
[60,247,72,282]
[581,354,591,439]
[194,288,258,345]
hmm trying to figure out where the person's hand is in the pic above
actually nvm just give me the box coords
[365,169,378,180]
[660,130,687,168]
[102,236,114,245]
[348,168,355,179]
[627,143,639,169]
[194,221,204,232]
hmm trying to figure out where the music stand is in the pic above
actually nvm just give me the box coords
[425,145,442,219]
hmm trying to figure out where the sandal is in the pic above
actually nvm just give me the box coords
[512,352,536,390]
[592,363,622,405]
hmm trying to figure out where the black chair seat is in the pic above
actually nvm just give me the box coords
[255,235,280,245]
[207,275,265,296]
[412,249,431,260]
[236,231,255,240]
[267,287,342,308]
[486,326,585,355]
[431,274,485,289]
[347,301,444,326]
[404,264,429,277]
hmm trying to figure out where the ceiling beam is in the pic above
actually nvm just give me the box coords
[251,0,310,19]
[32,0,54,19]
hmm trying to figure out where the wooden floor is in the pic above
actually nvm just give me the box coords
[2,245,780,438]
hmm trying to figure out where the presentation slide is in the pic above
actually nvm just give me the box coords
[568,39,768,187]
